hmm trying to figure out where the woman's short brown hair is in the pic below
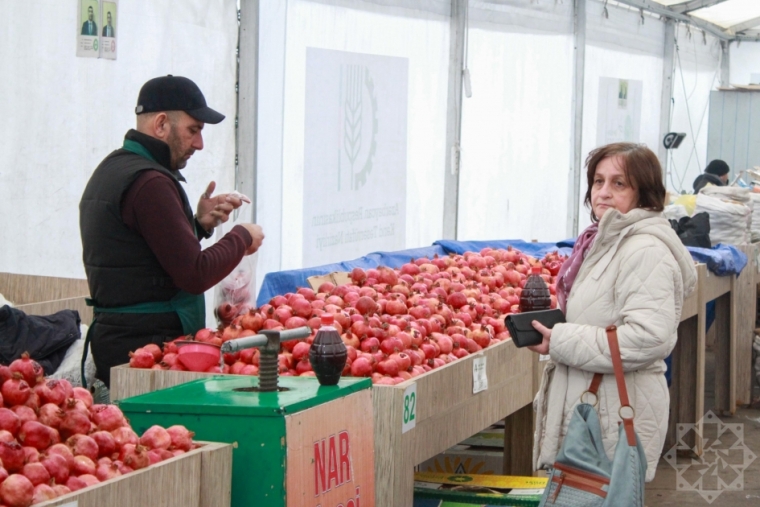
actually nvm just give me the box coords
[583,142,665,222]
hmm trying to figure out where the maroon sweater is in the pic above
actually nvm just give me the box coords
[121,171,252,295]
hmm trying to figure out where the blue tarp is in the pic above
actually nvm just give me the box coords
[256,238,749,306]
[433,239,573,258]
[256,245,447,306]
[555,239,747,277]
[684,244,748,277]
[257,240,577,306]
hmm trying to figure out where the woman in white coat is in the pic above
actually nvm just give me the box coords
[529,143,697,481]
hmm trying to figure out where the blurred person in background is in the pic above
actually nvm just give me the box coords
[693,159,730,193]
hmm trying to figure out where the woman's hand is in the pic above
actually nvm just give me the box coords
[528,320,552,355]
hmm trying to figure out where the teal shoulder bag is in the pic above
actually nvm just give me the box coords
[538,326,647,507]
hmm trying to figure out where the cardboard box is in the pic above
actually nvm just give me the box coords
[460,428,505,449]
[413,472,546,506]
[418,445,504,475]
[306,271,352,290]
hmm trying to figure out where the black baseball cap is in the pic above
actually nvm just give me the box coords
[135,75,225,124]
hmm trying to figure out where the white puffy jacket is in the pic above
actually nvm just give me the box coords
[533,208,697,482]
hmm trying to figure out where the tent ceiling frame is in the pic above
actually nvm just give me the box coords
[671,0,730,15]
[736,30,760,41]
[728,16,760,34]
[611,0,733,40]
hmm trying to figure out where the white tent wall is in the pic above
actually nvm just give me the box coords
[577,1,666,232]
[0,0,239,324]
[730,41,760,85]
[457,0,574,243]
[256,0,451,290]
[666,23,722,195]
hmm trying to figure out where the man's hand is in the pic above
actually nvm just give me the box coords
[196,181,244,233]
[240,224,264,255]
[527,320,552,355]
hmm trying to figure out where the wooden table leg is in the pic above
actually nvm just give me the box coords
[714,292,734,415]
[667,315,704,456]
[503,404,533,476]
[733,244,756,406]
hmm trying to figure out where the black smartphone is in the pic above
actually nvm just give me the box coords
[505,309,566,348]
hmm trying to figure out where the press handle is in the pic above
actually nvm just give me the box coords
[220,335,268,354]
[274,326,312,342]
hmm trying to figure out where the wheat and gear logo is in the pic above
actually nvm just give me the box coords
[340,65,378,192]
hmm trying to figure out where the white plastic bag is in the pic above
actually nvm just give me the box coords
[212,205,258,327]
[0,294,13,307]
[694,193,751,246]
[214,254,256,326]
[48,324,96,388]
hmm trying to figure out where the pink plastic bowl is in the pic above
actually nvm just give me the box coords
[176,341,221,372]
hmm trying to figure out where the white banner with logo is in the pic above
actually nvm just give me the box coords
[303,48,408,267]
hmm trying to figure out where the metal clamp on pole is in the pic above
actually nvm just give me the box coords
[221,326,312,392]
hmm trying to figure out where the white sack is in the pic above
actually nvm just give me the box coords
[663,205,688,221]
[694,193,751,246]
[701,185,751,204]
[750,194,760,243]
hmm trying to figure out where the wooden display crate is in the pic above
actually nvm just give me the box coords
[0,272,92,324]
[111,339,535,507]
[35,442,232,507]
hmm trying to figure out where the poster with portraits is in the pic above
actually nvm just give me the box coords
[100,0,118,60]
[77,0,100,58]
[596,77,642,146]
[76,0,118,59]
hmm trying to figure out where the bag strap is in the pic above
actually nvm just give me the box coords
[584,326,637,447]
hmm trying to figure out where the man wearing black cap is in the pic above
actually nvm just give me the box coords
[79,75,264,388]
[693,159,730,193]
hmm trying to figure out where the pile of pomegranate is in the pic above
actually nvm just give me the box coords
[130,248,565,385]
[0,354,196,507]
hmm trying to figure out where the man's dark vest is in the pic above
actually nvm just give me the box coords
[80,149,194,308]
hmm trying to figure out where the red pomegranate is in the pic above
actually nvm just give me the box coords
[90,430,117,458]
[9,353,43,387]
[1,377,31,407]
[139,425,171,451]
[18,421,55,451]
[21,462,50,487]
[0,473,34,507]
[0,442,25,473]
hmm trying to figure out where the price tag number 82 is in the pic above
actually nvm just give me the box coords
[403,392,416,424]
[402,383,417,433]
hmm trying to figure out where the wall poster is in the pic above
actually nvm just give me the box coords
[76,0,118,59]
[596,77,643,146]
[303,48,408,267]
